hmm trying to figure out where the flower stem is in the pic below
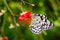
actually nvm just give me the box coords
[3,0,14,16]
[19,0,25,12]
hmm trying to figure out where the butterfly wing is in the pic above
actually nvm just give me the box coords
[39,14,53,30]
[41,19,53,30]
[29,14,43,34]
[29,14,53,34]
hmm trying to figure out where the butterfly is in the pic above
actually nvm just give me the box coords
[29,14,53,34]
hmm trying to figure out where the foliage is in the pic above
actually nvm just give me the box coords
[0,0,60,40]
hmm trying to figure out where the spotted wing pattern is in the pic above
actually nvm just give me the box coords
[29,14,53,34]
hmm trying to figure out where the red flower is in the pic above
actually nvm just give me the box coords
[25,12,32,18]
[19,12,32,25]
[2,37,8,40]
[19,12,32,21]
[19,14,26,21]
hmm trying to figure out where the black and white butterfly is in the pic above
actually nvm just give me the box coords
[29,14,53,34]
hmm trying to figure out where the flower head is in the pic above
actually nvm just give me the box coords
[19,12,32,25]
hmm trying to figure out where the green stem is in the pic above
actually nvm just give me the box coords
[3,0,18,26]
[37,34,44,40]
[18,0,24,12]
[3,0,14,16]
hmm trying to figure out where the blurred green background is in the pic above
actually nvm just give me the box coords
[0,0,60,40]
